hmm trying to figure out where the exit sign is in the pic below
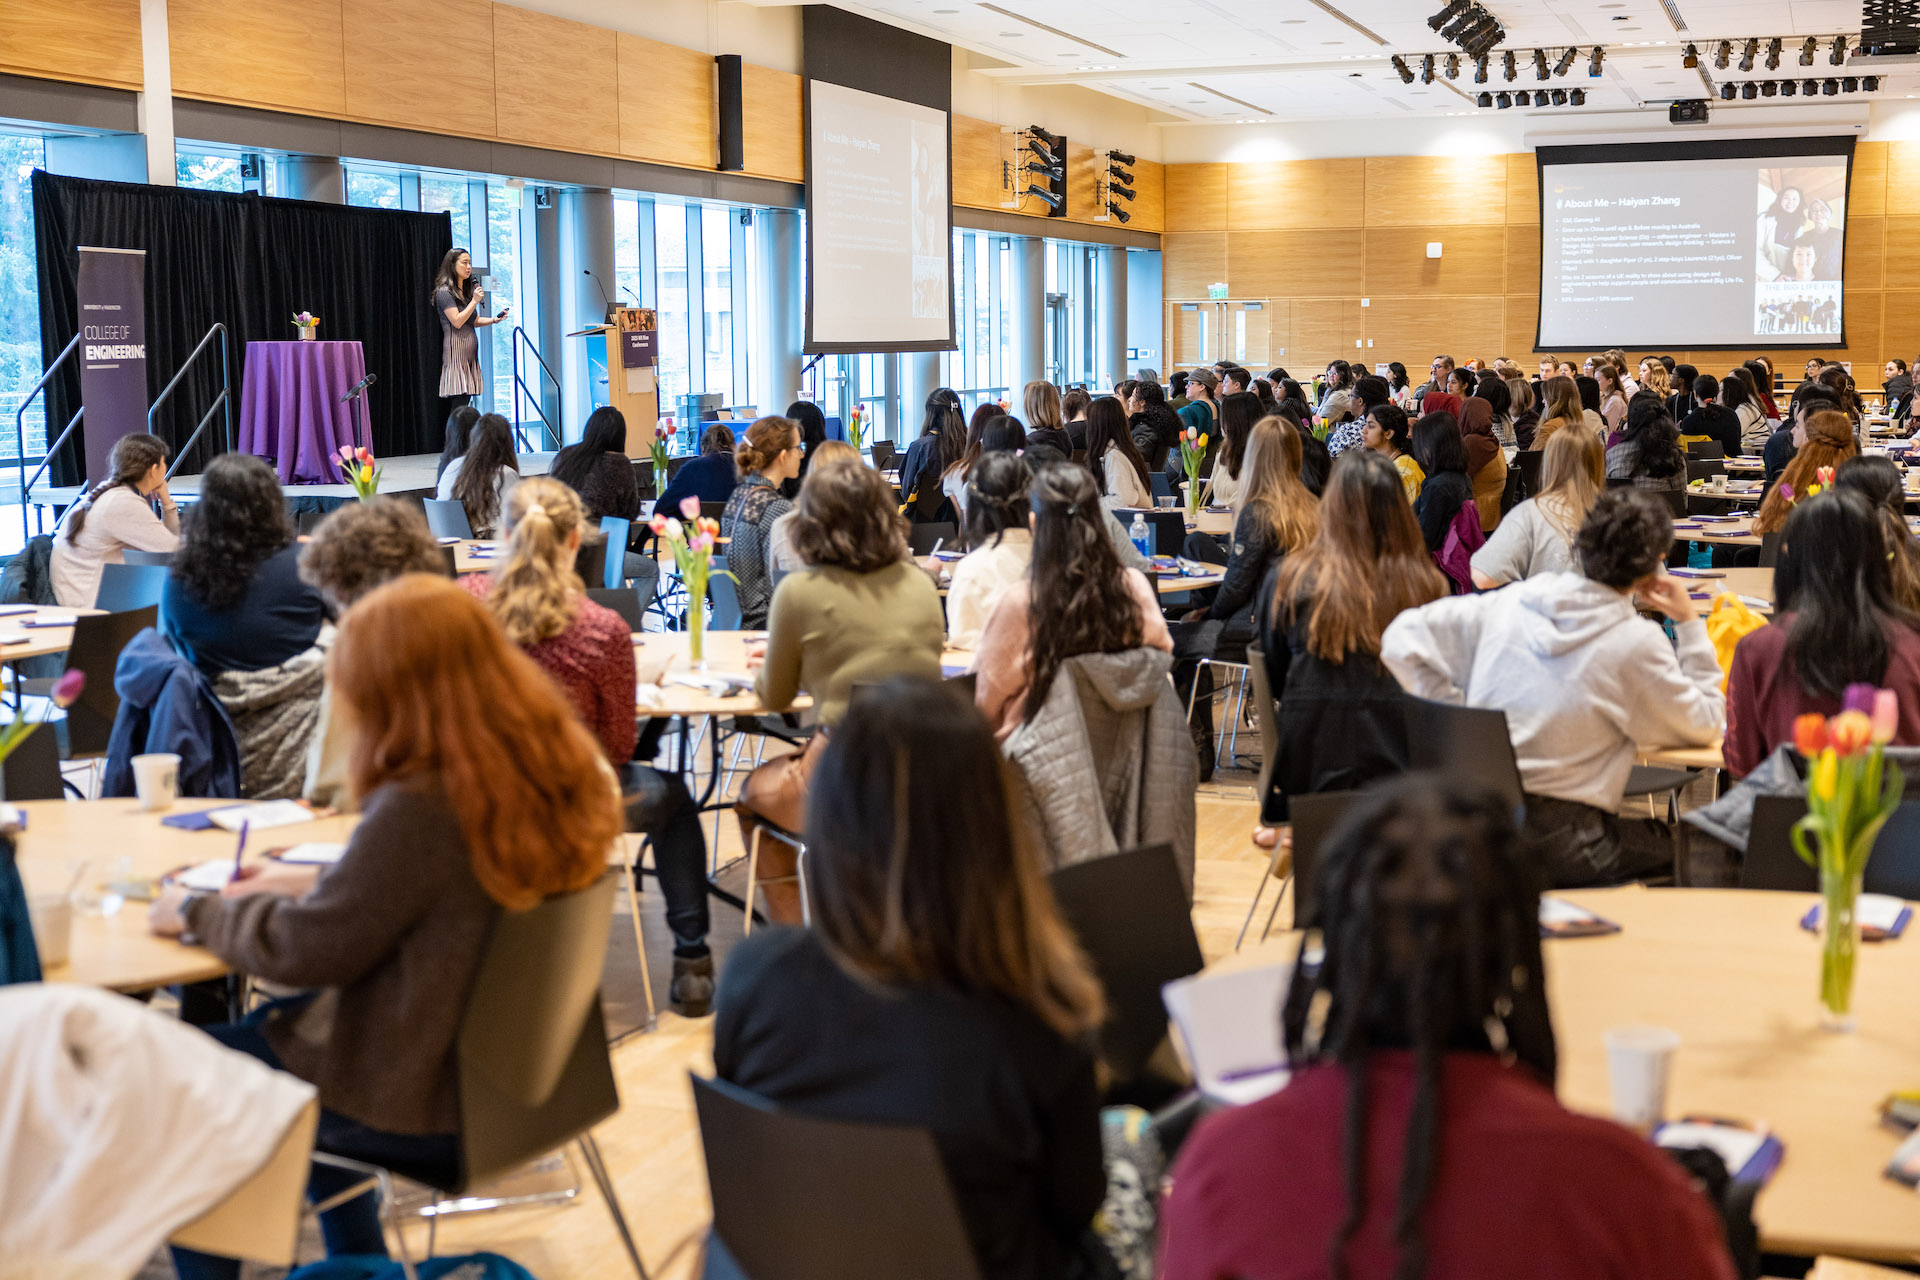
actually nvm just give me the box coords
[1207,282,1228,299]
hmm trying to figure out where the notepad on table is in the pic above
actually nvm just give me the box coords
[1162,960,1294,1107]
[1657,1117,1784,1186]
[206,800,315,833]
[172,858,239,892]
[1800,894,1912,941]
[275,842,347,865]
[1538,896,1622,938]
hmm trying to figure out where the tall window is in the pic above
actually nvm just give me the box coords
[0,133,46,467]
[176,149,242,191]
[700,206,733,406]
[655,202,691,415]
[613,195,642,309]
[421,177,471,248]
[345,169,401,209]
[485,185,520,419]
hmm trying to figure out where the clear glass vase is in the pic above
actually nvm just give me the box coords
[687,580,707,671]
[1820,862,1864,1033]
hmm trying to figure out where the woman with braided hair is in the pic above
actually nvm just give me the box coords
[1158,775,1739,1280]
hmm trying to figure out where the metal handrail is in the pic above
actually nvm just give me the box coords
[14,334,81,537]
[148,323,231,479]
[511,325,561,452]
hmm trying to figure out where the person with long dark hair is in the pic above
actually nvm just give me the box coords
[549,405,640,522]
[899,387,963,521]
[435,403,480,484]
[1725,489,1920,777]
[716,677,1107,1280]
[781,399,830,500]
[1160,775,1739,1280]
[1410,412,1474,553]
[721,416,802,630]
[1207,391,1262,505]
[50,432,178,608]
[946,452,1033,649]
[1086,395,1153,509]
[974,463,1171,739]
[430,247,507,407]
[1723,366,1767,452]
[942,401,1002,519]
[1129,380,1185,470]
[1604,402,1686,493]
[652,422,739,517]
[436,413,521,538]
[1360,403,1423,501]
[1835,455,1920,613]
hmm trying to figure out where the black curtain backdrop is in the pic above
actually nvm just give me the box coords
[32,171,451,485]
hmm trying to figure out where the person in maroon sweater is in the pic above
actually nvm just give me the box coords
[465,476,720,1014]
[1725,489,1920,778]
[1158,775,1737,1280]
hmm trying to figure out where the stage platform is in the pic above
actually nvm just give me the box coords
[33,452,558,515]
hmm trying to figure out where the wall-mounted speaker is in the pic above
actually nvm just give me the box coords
[717,54,744,172]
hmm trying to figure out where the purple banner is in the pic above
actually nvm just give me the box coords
[77,246,148,482]
[616,307,657,369]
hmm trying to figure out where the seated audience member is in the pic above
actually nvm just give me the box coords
[653,422,740,517]
[435,402,479,484]
[1675,375,1744,457]
[1022,380,1073,457]
[739,462,945,919]
[1086,395,1155,510]
[1457,388,1507,533]
[1021,443,1148,571]
[1529,376,1583,453]
[1252,451,1446,844]
[1666,362,1701,422]
[1754,407,1858,536]
[981,413,1028,456]
[942,403,1000,519]
[1159,776,1740,1280]
[1886,358,1914,419]
[163,454,328,797]
[1605,403,1687,493]
[1410,412,1475,554]
[50,432,179,609]
[899,388,963,519]
[780,399,830,500]
[1596,363,1629,436]
[1383,490,1725,886]
[1328,376,1391,458]
[946,452,1033,650]
[1361,403,1423,501]
[1129,380,1184,470]
[1723,366,1769,453]
[1508,376,1540,450]
[1575,375,1606,435]
[295,499,444,809]
[1298,431,1333,498]
[150,574,622,1280]
[1476,372,1514,447]
[467,477,718,1011]
[1724,489,1920,778]
[1177,367,1220,439]
[1471,427,1603,590]
[550,405,641,522]
[975,463,1171,741]
[1764,385,1839,491]
[1206,392,1261,505]
[436,412,521,538]
[720,415,802,629]
[1836,455,1920,612]
[715,677,1107,1280]
[1063,385,1094,452]
[767,440,860,576]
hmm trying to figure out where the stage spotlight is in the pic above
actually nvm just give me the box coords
[1446,53,1460,79]
[1107,150,1136,166]
[1720,82,1737,100]
[1496,91,1512,108]
[1108,183,1136,200]
[1824,77,1839,94]
[1805,78,1819,94]
[1739,39,1757,72]
[1421,54,1435,84]
[1477,91,1492,107]
[1844,75,1859,91]
[1392,55,1415,83]
[1514,89,1530,106]
[1022,184,1063,210]
[1831,35,1848,66]
[1503,50,1517,80]
[1766,38,1782,69]
[1781,78,1797,96]
[1106,204,1131,224]
[1683,43,1699,67]
[1474,54,1489,83]
[1534,48,1549,80]
[1551,87,1568,105]
[1590,46,1604,76]
[1742,81,1757,98]
[1428,0,1470,32]
[1570,88,1585,105]
[1440,10,1473,43]
[1801,37,1818,65]
[1866,75,1881,91]
[1554,46,1577,76]
[1761,80,1777,96]
[1715,40,1731,69]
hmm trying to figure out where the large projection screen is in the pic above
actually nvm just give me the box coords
[1536,136,1855,350]
[804,80,954,352]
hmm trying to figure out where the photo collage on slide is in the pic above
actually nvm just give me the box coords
[910,119,947,322]
[1754,164,1845,337]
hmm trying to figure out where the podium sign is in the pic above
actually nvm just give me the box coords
[77,246,148,481]
[616,307,656,371]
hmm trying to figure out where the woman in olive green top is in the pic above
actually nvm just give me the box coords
[741,461,945,918]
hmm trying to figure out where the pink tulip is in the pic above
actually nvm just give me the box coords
[691,531,715,553]
[50,669,85,709]
[679,496,702,520]
[1873,689,1900,745]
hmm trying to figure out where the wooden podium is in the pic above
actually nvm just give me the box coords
[569,307,658,456]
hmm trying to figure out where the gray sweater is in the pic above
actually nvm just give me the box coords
[1468,498,1575,586]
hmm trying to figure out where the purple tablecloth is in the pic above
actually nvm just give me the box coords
[237,340,368,484]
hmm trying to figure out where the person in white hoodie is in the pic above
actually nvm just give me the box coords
[1381,489,1725,886]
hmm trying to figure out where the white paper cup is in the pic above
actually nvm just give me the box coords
[1605,1024,1680,1133]
[28,893,71,969]
[131,752,180,812]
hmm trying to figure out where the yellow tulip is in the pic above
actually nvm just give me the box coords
[1198,434,1209,449]
[360,464,373,485]
[1812,747,1839,803]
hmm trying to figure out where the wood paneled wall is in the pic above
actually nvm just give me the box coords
[1161,144,1899,380]
[0,0,143,91]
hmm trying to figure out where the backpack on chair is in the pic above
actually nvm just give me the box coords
[1435,502,1486,594]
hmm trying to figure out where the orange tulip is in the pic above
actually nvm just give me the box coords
[1792,713,1828,757]
[1829,709,1874,758]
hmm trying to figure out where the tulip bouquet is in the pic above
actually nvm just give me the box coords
[650,496,733,667]
[1791,686,1905,1030]
[1177,426,1210,515]
[649,422,676,492]
[334,444,381,501]
[846,403,868,455]
[292,311,320,341]
[0,670,84,784]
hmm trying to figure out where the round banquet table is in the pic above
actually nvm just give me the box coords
[1224,885,1920,1262]
[237,340,367,484]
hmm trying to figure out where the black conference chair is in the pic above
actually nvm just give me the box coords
[691,1075,982,1280]
[1759,531,1783,569]
[1287,790,1366,932]
[587,586,650,633]
[436,545,458,578]
[1150,471,1173,501]
[93,563,168,613]
[2,726,66,801]
[56,607,159,761]
[1687,458,1729,484]
[1144,510,1187,557]
[1048,844,1205,1103]
[1514,449,1544,501]
[1657,488,1689,519]
[1745,796,1920,900]
[908,522,956,557]
[871,440,897,472]
[699,500,727,525]
[121,548,174,567]
[573,539,608,593]
[1687,440,1726,460]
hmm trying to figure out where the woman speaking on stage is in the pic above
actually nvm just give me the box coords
[432,248,508,408]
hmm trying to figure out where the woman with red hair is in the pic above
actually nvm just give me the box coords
[152,573,620,1280]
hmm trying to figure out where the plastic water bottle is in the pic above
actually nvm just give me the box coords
[1129,512,1152,560]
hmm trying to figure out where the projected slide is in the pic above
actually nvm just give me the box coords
[1537,141,1852,349]
[806,80,952,351]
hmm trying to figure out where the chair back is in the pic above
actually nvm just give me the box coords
[1657,487,1688,518]
[1606,476,1633,489]
[1745,796,1920,899]
[599,517,631,589]
[1144,510,1186,557]
[908,522,956,557]
[1289,790,1364,929]
[1514,449,1544,500]
[456,873,620,1189]
[1246,645,1280,819]
[1686,458,1729,483]
[1047,844,1205,1087]
[573,538,608,592]
[706,557,743,631]
[121,548,174,567]
[64,606,159,759]
[699,500,728,524]
[1687,440,1726,460]
[1150,471,1173,500]
[1402,697,1526,817]
[94,563,168,613]
[436,544,457,578]
[586,587,646,632]
[2,726,64,800]
[667,456,692,482]
[691,1075,982,1280]
[871,440,897,472]
[1759,531,1783,569]
[423,499,474,540]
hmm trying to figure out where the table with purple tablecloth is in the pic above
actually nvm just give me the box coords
[237,340,367,484]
